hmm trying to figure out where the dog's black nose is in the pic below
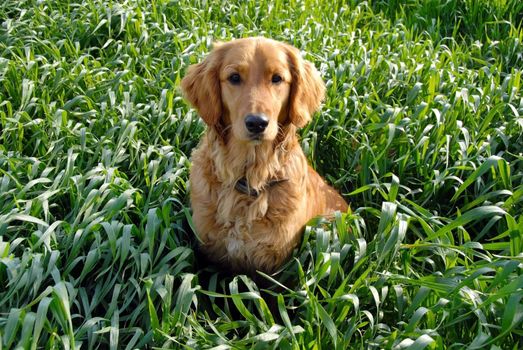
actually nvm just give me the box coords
[245,114,269,134]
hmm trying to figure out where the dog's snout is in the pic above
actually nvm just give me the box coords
[245,114,269,134]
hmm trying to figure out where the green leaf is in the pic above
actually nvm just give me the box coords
[451,156,505,202]
[407,334,435,350]
[32,297,52,350]
[9,213,49,227]
[316,301,338,348]
[428,206,506,241]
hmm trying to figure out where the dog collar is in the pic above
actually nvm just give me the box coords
[234,177,288,197]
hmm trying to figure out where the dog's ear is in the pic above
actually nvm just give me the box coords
[181,44,224,126]
[285,45,326,128]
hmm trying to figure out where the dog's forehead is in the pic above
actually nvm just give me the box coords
[256,42,289,67]
[221,38,289,69]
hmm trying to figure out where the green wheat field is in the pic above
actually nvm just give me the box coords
[1,0,522,349]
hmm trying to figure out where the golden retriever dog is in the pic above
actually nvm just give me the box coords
[181,37,348,273]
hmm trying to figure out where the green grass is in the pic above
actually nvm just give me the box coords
[1,0,522,348]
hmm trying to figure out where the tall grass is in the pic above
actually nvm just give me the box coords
[1,0,522,348]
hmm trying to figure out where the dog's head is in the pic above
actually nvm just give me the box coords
[181,37,325,143]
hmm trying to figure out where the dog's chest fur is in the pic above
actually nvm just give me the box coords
[217,190,268,259]
[190,130,307,269]
[214,184,301,266]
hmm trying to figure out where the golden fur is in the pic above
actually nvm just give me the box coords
[181,37,348,273]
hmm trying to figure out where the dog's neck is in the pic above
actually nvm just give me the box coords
[206,125,299,190]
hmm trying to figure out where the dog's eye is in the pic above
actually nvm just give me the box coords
[271,74,283,84]
[228,73,241,85]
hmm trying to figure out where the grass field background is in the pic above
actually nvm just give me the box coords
[1,0,522,348]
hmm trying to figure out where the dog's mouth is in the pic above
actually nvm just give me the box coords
[247,133,272,145]
[249,133,263,141]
